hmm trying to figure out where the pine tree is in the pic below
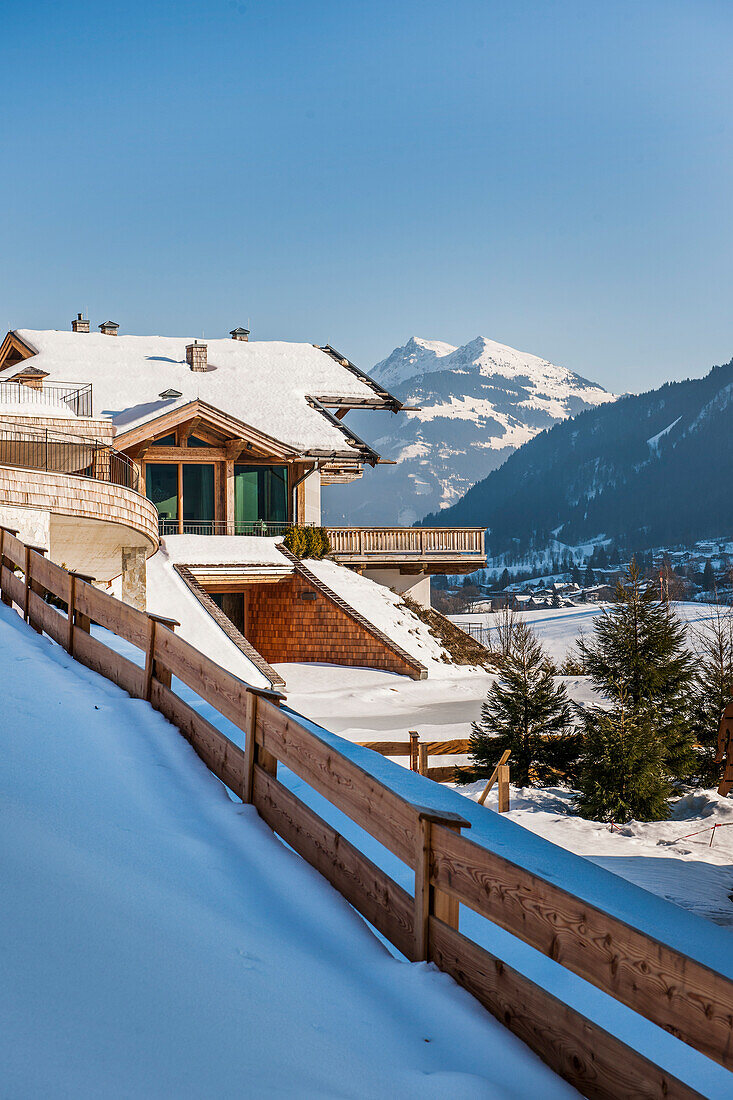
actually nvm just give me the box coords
[575,560,696,819]
[499,567,510,590]
[467,622,576,787]
[583,563,595,587]
[703,559,715,592]
[689,603,733,786]
[575,694,671,823]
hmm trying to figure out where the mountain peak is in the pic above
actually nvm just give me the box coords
[324,335,617,526]
[373,336,456,388]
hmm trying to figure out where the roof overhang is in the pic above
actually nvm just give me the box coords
[316,345,402,412]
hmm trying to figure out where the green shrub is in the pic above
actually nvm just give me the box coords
[283,525,330,559]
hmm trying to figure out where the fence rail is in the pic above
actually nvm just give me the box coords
[356,733,477,784]
[0,421,140,491]
[0,525,729,1100]
[325,526,486,558]
[0,379,93,417]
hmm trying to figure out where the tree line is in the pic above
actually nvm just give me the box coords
[465,561,733,822]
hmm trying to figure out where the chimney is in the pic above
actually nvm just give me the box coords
[230,327,250,342]
[98,320,119,336]
[71,313,90,333]
[186,340,208,371]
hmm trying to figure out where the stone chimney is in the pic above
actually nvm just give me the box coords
[186,340,208,371]
[98,320,119,336]
[72,313,90,333]
[230,327,250,342]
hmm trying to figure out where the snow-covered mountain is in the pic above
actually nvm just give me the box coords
[322,336,616,525]
[429,357,733,560]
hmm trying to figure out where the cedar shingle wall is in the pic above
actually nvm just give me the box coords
[246,575,422,678]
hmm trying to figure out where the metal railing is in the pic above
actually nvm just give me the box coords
[0,421,140,492]
[458,620,492,647]
[158,519,292,537]
[0,380,93,418]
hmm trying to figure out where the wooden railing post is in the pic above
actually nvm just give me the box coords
[477,749,511,806]
[23,545,32,624]
[25,544,47,634]
[242,690,258,803]
[66,572,76,654]
[414,809,470,961]
[0,527,13,607]
[418,742,428,776]
[70,573,95,635]
[145,613,179,698]
[409,730,419,772]
[497,764,510,813]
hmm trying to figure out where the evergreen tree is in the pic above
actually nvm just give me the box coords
[689,603,733,786]
[583,563,595,587]
[703,558,715,592]
[571,563,582,586]
[551,590,561,609]
[575,694,671,823]
[499,567,510,590]
[575,560,696,819]
[467,622,576,787]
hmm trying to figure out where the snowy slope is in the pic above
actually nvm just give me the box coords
[0,602,576,1098]
[322,336,615,525]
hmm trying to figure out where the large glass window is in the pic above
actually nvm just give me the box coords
[145,463,178,524]
[234,465,287,528]
[183,464,215,530]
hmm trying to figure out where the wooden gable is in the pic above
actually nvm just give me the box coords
[0,331,37,374]
[114,400,301,463]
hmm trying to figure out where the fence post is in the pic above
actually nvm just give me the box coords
[477,749,511,806]
[66,572,76,654]
[409,730,419,771]
[70,573,94,634]
[414,809,470,961]
[145,614,179,699]
[242,690,258,803]
[0,527,10,607]
[497,764,510,813]
[418,742,428,776]
[23,546,32,625]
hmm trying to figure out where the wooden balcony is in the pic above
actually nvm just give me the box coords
[325,526,486,574]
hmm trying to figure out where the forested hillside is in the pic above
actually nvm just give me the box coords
[425,359,733,558]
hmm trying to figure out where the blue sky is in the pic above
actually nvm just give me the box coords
[1,0,732,392]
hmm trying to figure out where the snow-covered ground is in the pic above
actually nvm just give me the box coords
[5,597,732,1094]
[280,649,733,933]
[451,600,717,665]
[0,601,577,1098]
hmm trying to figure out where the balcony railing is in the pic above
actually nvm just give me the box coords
[325,526,486,558]
[0,380,93,418]
[0,421,140,492]
[158,520,291,537]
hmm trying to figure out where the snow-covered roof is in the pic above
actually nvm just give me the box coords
[3,330,399,457]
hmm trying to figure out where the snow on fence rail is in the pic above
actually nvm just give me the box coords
[1,524,731,1100]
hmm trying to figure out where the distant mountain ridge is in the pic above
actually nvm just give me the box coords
[426,358,733,559]
[322,335,615,525]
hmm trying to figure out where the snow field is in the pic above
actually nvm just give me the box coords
[0,602,576,1098]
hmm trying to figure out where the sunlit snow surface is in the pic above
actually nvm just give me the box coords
[0,602,574,1098]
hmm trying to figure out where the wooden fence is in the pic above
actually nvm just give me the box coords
[356,733,483,785]
[1,525,731,1099]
